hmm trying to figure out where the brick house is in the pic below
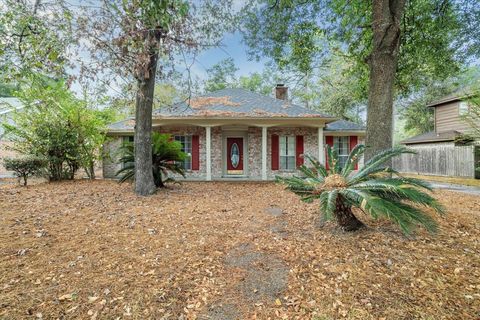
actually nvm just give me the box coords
[103,86,366,180]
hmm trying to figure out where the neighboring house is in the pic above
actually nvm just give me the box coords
[103,85,366,181]
[0,98,24,177]
[396,92,480,178]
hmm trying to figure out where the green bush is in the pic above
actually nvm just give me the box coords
[2,80,115,181]
[116,133,187,188]
[3,157,47,186]
[277,145,445,235]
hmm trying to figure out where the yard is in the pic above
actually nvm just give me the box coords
[0,180,479,319]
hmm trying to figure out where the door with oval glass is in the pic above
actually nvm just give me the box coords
[226,137,244,175]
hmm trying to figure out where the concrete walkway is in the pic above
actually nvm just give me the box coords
[428,181,480,196]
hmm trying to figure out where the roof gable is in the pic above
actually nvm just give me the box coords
[153,88,334,118]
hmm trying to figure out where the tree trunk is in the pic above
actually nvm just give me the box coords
[334,195,364,231]
[134,49,158,196]
[364,0,406,162]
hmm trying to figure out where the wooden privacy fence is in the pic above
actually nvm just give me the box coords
[392,145,479,178]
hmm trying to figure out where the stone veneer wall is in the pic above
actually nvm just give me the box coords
[102,137,125,179]
[102,126,362,180]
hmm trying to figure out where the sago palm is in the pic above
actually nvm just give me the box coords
[116,133,187,188]
[277,145,445,234]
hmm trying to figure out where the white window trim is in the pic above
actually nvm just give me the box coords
[459,101,469,116]
[174,135,193,171]
[279,135,296,171]
[333,136,350,169]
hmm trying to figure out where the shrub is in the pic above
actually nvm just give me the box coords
[3,157,47,186]
[277,145,445,235]
[1,80,114,181]
[116,133,187,188]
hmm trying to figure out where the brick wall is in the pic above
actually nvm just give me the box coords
[102,126,360,181]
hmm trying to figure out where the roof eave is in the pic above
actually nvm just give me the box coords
[401,137,455,145]
[152,115,336,120]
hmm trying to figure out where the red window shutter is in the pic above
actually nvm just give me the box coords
[191,135,200,170]
[271,134,279,170]
[296,135,304,167]
[349,136,359,170]
[325,136,334,170]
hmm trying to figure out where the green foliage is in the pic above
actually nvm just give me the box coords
[237,72,273,96]
[2,80,111,181]
[462,82,480,139]
[277,145,445,235]
[0,82,18,97]
[0,0,74,81]
[3,156,47,186]
[399,67,480,136]
[116,133,187,187]
[241,0,480,100]
[204,58,239,92]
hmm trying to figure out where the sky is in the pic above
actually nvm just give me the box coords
[181,31,266,81]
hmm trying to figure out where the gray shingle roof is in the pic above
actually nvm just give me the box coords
[107,118,135,132]
[427,88,479,107]
[152,88,334,118]
[400,130,461,145]
[0,98,24,139]
[325,119,365,131]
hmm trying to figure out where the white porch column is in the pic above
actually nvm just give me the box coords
[206,126,212,181]
[261,126,267,180]
[318,127,325,164]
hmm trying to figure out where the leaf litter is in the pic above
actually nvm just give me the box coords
[0,180,479,319]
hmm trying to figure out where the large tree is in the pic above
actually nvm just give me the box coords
[204,57,239,92]
[241,0,480,160]
[0,0,74,82]
[78,0,232,195]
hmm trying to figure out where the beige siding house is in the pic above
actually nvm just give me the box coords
[396,92,479,178]
[103,86,366,181]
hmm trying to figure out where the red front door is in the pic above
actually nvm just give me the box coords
[226,137,243,174]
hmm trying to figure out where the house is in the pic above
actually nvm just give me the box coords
[0,98,24,177]
[396,92,480,178]
[103,85,366,181]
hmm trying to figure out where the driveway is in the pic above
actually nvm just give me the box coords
[429,181,480,196]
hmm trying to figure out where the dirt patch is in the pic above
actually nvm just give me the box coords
[0,181,479,319]
[199,303,241,320]
[225,244,288,303]
[264,206,283,217]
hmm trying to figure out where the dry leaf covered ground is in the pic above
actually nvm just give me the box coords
[0,180,479,319]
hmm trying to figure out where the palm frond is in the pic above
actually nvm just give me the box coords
[116,133,187,187]
[349,166,401,185]
[303,154,328,178]
[355,146,415,177]
[341,144,366,177]
[319,190,338,221]
[352,179,445,213]
[340,188,438,234]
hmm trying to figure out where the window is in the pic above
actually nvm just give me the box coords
[333,136,350,169]
[459,101,469,115]
[124,136,134,143]
[279,135,296,170]
[174,135,192,170]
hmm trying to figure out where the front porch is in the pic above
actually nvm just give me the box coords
[153,122,326,181]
